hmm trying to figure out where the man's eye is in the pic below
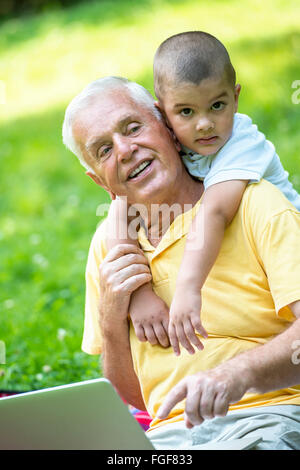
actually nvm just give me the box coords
[180,108,193,117]
[211,101,225,111]
[127,124,141,134]
[99,146,112,158]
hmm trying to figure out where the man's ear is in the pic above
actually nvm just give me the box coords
[168,127,182,153]
[154,101,181,152]
[234,84,241,112]
[154,101,172,128]
[86,171,116,200]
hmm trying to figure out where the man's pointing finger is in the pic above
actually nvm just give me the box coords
[157,381,187,419]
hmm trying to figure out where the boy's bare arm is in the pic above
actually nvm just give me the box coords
[169,180,248,355]
[106,199,170,348]
[106,198,137,250]
[182,179,249,286]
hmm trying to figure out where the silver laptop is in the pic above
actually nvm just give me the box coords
[0,378,154,450]
[0,378,261,450]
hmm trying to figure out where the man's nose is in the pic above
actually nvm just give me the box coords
[196,116,214,132]
[114,135,137,162]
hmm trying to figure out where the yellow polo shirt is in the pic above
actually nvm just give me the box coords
[82,180,300,430]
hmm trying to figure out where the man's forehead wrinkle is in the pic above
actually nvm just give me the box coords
[85,112,142,151]
[74,89,152,153]
[85,136,101,153]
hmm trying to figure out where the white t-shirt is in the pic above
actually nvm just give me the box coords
[181,113,300,211]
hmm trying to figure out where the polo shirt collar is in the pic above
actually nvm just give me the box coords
[138,198,202,259]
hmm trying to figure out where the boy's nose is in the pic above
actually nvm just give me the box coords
[196,116,214,132]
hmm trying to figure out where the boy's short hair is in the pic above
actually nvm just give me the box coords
[154,31,236,99]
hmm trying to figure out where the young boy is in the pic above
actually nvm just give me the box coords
[107,31,300,356]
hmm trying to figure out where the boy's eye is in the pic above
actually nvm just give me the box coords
[180,108,193,117]
[211,101,225,111]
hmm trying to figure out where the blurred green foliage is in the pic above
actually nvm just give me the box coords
[0,0,300,391]
[0,0,80,20]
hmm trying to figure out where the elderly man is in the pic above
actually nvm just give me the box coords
[62,76,300,450]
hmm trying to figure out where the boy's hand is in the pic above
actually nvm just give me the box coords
[129,284,170,348]
[168,288,208,356]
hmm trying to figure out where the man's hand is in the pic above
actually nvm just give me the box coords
[168,287,208,356]
[98,244,152,332]
[129,283,170,348]
[98,243,151,410]
[158,305,300,427]
[157,363,248,428]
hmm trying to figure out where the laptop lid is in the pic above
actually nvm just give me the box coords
[0,378,154,450]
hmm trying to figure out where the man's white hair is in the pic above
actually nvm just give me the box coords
[62,76,162,172]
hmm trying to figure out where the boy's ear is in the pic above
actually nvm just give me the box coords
[86,171,116,200]
[234,84,241,112]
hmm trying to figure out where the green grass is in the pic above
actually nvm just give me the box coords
[1,0,300,391]
[0,107,109,390]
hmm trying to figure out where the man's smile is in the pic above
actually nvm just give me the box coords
[126,159,153,181]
